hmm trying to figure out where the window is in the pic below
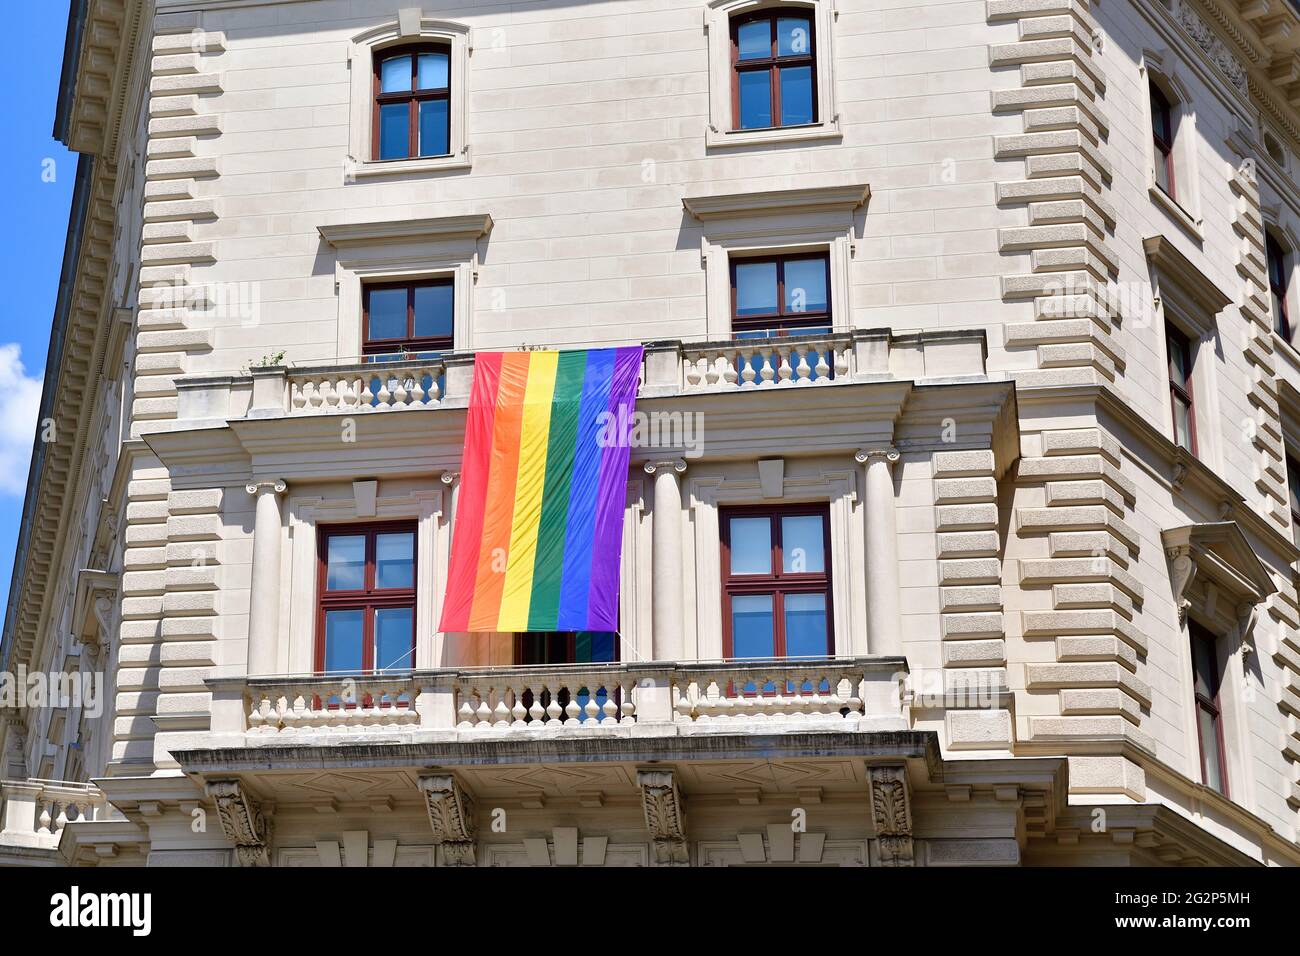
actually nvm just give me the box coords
[514,632,618,665]
[363,278,454,356]
[1166,323,1196,453]
[730,253,830,335]
[1151,82,1177,199]
[373,44,451,161]
[1189,622,1228,796]
[1268,233,1291,341]
[721,505,833,659]
[731,9,816,131]
[316,523,417,673]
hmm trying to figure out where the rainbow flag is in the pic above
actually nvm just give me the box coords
[439,347,643,633]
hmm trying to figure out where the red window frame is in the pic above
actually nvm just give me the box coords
[730,8,818,130]
[1268,233,1291,341]
[730,252,832,335]
[315,522,417,674]
[1166,322,1196,454]
[1189,621,1229,797]
[362,279,454,356]
[372,42,451,160]
[720,504,834,659]
[1151,82,1176,199]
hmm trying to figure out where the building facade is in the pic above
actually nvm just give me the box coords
[2,0,1300,866]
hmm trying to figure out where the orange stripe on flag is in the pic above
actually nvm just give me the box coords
[467,351,530,630]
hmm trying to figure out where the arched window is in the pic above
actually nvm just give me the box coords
[731,8,817,131]
[1150,81,1177,199]
[372,43,451,161]
[1267,232,1291,341]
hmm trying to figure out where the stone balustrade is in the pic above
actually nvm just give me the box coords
[670,660,869,727]
[0,779,109,850]
[171,330,987,422]
[206,657,908,746]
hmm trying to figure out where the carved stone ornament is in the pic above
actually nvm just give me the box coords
[636,769,688,864]
[204,779,271,867]
[1166,544,1198,625]
[867,763,914,867]
[418,773,476,866]
[1176,0,1247,93]
[854,447,901,468]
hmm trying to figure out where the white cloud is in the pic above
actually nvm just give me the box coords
[0,344,44,497]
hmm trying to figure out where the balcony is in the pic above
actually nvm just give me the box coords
[0,779,109,861]
[171,329,987,423]
[206,657,909,748]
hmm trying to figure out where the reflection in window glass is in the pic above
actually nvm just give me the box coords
[731,594,774,658]
[417,52,449,90]
[738,70,773,129]
[737,19,771,60]
[781,515,825,573]
[784,593,827,657]
[375,607,414,671]
[378,103,409,160]
[777,17,811,56]
[779,65,813,126]
[367,287,407,341]
[324,609,364,672]
[326,535,366,591]
[729,517,772,574]
[380,55,412,93]
[375,533,415,589]
[735,261,778,316]
[419,99,450,156]
[783,257,827,315]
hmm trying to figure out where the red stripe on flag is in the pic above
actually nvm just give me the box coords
[438,352,503,632]
[467,352,531,631]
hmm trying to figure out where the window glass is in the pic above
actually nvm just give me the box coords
[378,103,409,160]
[729,516,772,574]
[737,19,771,60]
[781,515,824,573]
[375,532,415,589]
[413,283,455,340]
[380,54,412,93]
[737,70,773,129]
[1172,397,1193,451]
[735,261,778,316]
[419,99,450,156]
[326,535,366,591]
[783,257,827,315]
[779,66,814,125]
[731,594,775,657]
[367,287,407,341]
[417,52,449,90]
[777,17,811,56]
[374,607,414,671]
[324,609,364,672]
[784,593,828,657]
[1198,705,1225,793]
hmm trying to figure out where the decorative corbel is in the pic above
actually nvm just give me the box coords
[205,779,271,867]
[1236,601,1258,659]
[418,773,477,866]
[1165,544,1197,625]
[1171,461,1188,491]
[636,768,688,865]
[867,763,914,867]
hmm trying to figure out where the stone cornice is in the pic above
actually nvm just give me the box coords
[316,214,494,249]
[57,0,146,157]
[682,183,870,221]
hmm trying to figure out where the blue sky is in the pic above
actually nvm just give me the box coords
[0,1,75,618]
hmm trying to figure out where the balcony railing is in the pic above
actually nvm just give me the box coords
[0,779,109,850]
[208,657,908,745]
[172,330,987,422]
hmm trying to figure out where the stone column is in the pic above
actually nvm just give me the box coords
[644,459,687,662]
[246,479,287,676]
[857,448,901,657]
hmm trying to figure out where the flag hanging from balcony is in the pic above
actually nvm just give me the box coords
[439,347,644,633]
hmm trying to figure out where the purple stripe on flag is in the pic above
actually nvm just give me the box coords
[583,346,643,630]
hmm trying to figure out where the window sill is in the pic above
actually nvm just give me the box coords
[345,150,471,182]
[1149,182,1203,242]
[706,119,842,150]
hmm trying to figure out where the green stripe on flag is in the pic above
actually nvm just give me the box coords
[527,350,588,630]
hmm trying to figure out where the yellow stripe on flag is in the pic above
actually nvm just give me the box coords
[497,351,559,630]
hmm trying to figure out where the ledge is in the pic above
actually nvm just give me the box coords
[317,213,493,247]
[682,182,869,220]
